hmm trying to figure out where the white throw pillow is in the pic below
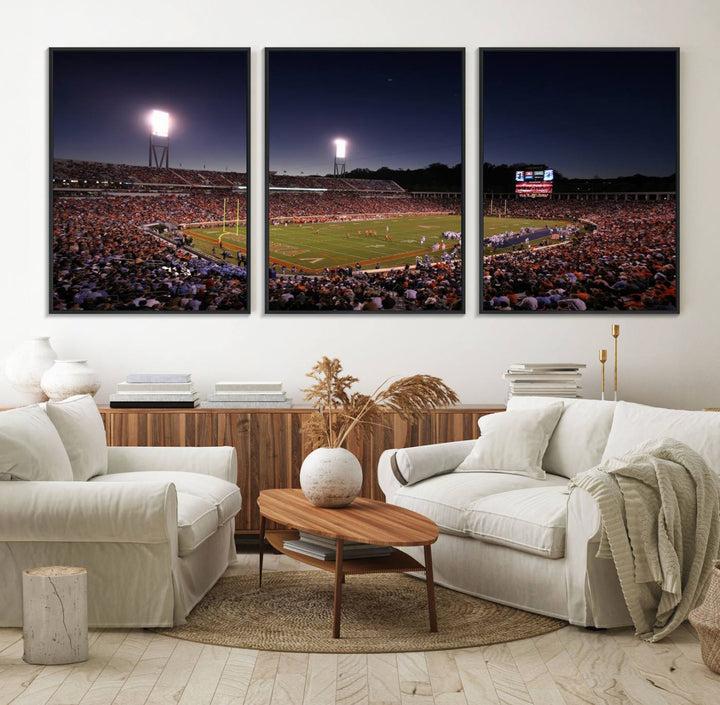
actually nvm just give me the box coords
[508,396,616,478]
[45,395,108,481]
[456,404,564,479]
[601,401,720,477]
[0,405,73,481]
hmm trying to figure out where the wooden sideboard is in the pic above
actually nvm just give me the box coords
[99,405,504,533]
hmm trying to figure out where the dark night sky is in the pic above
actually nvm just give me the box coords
[267,50,463,175]
[52,50,248,171]
[483,50,677,180]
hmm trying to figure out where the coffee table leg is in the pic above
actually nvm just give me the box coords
[424,544,438,633]
[258,515,266,588]
[332,539,344,638]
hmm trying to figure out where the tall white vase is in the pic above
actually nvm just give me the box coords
[40,360,101,402]
[299,447,363,508]
[4,337,58,403]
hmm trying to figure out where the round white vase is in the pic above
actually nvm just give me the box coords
[4,337,58,402]
[40,360,101,402]
[299,447,363,508]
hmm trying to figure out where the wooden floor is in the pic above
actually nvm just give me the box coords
[1,554,719,705]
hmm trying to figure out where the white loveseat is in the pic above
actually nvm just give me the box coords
[378,397,720,628]
[0,395,241,628]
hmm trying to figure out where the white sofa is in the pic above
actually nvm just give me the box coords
[378,397,720,628]
[0,395,241,628]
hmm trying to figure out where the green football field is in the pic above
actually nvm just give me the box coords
[179,214,577,270]
[267,214,461,272]
[180,226,248,262]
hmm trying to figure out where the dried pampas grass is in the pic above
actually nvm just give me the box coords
[302,356,459,449]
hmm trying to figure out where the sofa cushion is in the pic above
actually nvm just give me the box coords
[176,492,220,556]
[393,471,568,536]
[465,486,570,558]
[601,402,720,476]
[456,404,563,479]
[91,471,241,525]
[508,396,616,478]
[0,405,73,481]
[45,394,108,481]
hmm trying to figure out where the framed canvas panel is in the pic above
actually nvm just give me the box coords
[50,48,250,313]
[480,48,679,313]
[265,48,464,313]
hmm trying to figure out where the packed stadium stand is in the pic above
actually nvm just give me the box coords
[54,159,247,189]
[483,199,677,311]
[269,174,404,192]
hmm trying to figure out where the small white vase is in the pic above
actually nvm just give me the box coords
[40,360,101,402]
[4,337,58,402]
[300,447,363,508]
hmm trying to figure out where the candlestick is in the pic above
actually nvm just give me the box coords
[599,349,607,401]
[611,324,620,401]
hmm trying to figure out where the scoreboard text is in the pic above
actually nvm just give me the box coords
[515,168,554,197]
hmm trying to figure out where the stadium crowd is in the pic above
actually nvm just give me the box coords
[483,200,677,311]
[269,191,456,223]
[53,194,247,311]
[267,261,462,311]
[54,160,247,188]
[269,175,403,192]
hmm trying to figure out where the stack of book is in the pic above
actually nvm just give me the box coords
[200,381,292,408]
[503,363,586,399]
[283,531,393,561]
[109,373,199,408]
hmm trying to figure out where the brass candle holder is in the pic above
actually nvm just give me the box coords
[611,324,620,401]
[599,349,608,401]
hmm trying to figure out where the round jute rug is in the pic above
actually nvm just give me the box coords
[155,571,566,653]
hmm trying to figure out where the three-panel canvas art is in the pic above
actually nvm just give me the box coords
[50,48,678,314]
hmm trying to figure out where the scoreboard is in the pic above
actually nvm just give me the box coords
[515,167,554,197]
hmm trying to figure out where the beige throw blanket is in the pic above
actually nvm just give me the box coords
[571,438,720,641]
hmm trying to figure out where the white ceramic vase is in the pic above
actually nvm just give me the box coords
[4,337,58,402]
[299,447,363,508]
[40,360,101,402]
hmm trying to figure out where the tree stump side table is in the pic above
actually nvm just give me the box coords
[22,566,89,665]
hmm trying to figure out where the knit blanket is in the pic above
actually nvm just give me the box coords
[570,438,720,641]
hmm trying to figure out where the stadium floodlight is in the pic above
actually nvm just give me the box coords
[151,110,170,137]
[333,138,347,176]
[334,138,347,159]
[149,110,170,168]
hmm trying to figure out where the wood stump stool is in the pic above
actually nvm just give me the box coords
[22,566,88,665]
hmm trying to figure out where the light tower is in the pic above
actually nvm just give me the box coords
[333,138,347,176]
[149,109,170,168]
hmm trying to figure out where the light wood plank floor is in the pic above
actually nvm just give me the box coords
[1,554,718,705]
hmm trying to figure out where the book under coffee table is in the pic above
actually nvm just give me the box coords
[257,488,439,639]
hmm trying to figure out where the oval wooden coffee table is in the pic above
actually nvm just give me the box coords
[257,488,439,639]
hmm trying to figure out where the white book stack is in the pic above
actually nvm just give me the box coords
[502,363,586,400]
[282,531,393,561]
[109,373,199,408]
[200,381,292,408]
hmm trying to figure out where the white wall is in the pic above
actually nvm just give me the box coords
[1,0,718,410]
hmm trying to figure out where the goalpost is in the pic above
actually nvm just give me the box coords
[217,198,241,245]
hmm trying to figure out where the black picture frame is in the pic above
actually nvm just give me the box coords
[480,48,679,314]
[49,47,251,313]
[265,47,465,314]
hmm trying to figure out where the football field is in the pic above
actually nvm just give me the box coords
[268,214,461,272]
